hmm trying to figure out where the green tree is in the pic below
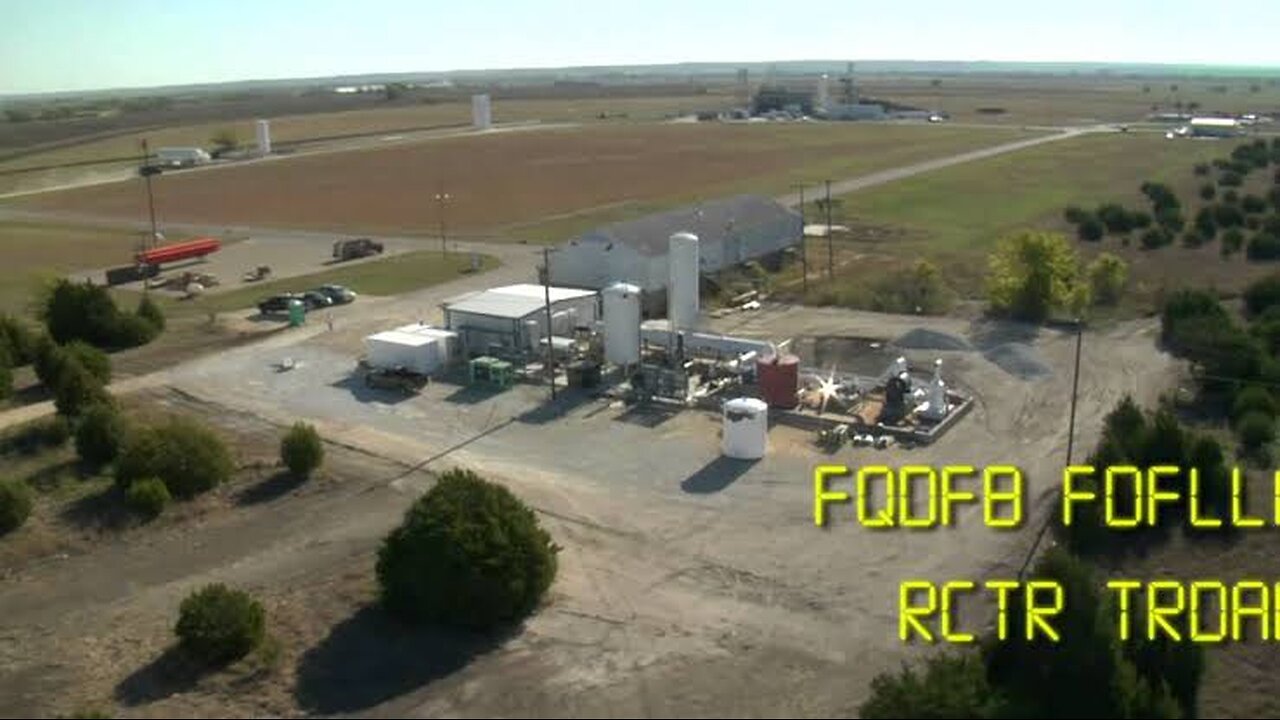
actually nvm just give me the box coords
[115,418,234,498]
[986,231,1083,323]
[0,347,10,401]
[1244,274,1280,316]
[175,584,265,665]
[1193,162,1209,176]
[377,468,559,628]
[1088,253,1128,306]
[1199,183,1216,201]
[1237,411,1274,453]
[62,341,110,384]
[0,478,33,535]
[1140,228,1172,250]
[75,402,125,470]
[1077,217,1105,242]
[1222,228,1245,255]
[1247,233,1280,261]
[0,314,35,366]
[53,360,110,418]
[860,653,995,719]
[136,294,166,331]
[125,477,170,519]
[280,422,324,478]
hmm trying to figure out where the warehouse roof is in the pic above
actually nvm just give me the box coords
[443,284,597,319]
[1190,117,1240,127]
[568,194,800,257]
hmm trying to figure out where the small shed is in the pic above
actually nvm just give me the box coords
[443,284,599,358]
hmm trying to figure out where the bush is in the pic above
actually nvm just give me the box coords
[40,279,160,350]
[1130,210,1152,229]
[111,313,160,348]
[1222,228,1245,255]
[0,353,10,402]
[1232,386,1276,426]
[1077,217,1104,242]
[860,653,995,719]
[125,476,170,519]
[53,360,110,418]
[869,260,954,315]
[1155,207,1184,233]
[1243,194,1268,214]
[1220,171,1243,187]
[0,479,33,535]
[1063,206,1087,224]
[174,584,265,665]
[1097,203,1133,234]
[1244,274,1280,316]
[1194,207,1217,237]
[1182,230,1208,248]
[1194,162,1210,176]
[1199,183,1216,201]
[0,314,35,366]
[136,294,166,332]
[1088,253,1128,306]
[1223,189,1240,205]
[1141,181,1180,212]
[280,422,323,478]
[1247,215,1262,230]
[1214,203,1245,228]
[31,334,61,387]
[62,341,111,385]
[1140,227,1172,250]
[1248,233,1280,261]
[75,402,125,469]
[115,418,234,498]
[1237,411,1275,452]
[377,468,559,628]
[986,231,1084,322]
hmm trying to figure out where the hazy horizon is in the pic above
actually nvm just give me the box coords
[3,0,1280,95]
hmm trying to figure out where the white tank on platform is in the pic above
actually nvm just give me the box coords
[668,231,700,332]
[722,397,768,460]
[602,282,641,366]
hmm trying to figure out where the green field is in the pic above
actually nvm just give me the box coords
[0,221,145,315]
[142,250,499,316]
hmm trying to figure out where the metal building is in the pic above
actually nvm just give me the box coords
[547,195,801,313]
[442,283,598,359]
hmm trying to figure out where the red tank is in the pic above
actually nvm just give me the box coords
[135,236,221,266]
[757,354,800,409]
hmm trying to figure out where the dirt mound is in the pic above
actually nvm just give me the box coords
[983,342,1051,380]
[894,328,972,352]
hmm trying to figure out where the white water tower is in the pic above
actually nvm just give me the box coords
[471,94,492,130]
[602,282,641,366]
[668,232,700,333]
[255,119,271,156]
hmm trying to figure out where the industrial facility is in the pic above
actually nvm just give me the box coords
[547,195,801,313]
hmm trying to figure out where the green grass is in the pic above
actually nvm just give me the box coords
[137,249,499,316]
[0,220,142,315]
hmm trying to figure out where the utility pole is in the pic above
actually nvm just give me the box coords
[1017,318,1083,580]
[434,190,451,257]
[793,183,808,295]
[543,247,557,401]
[140,139,159,249]
[824,179,833,280]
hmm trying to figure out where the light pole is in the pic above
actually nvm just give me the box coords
[793,183,808,296]
[542,247,557,402]
[824,179,834,280]
[434,191,451,257]
[140,139,159,248]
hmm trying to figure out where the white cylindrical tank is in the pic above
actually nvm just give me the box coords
[722,397,768,459]
[602,282,641,366]
[471,94,492,130]
[668,231,700,332]
[255,119,271,156]
[816,74,830,113]
[524,319,540,350]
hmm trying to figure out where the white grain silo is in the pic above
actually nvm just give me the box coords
[602,282,641,366]
[667,231,700,332]
[471,94,492,130]
[722,397,768,459]
[816,74,830,114]
[255,119,271,156]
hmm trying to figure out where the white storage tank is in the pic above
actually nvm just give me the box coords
[722,397,768,460]
[471,94,492,130]
[668,231,700,332]
[602,282,641,366]
[255,119,271,156]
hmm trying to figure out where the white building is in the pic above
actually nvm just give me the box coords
[547,195,802,313]
[1188,117,1243,138]
[153,147,211,167]
[442,284,599,358]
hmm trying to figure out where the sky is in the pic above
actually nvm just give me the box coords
[2,0,1279,94]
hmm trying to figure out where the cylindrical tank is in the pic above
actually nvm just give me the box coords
[722,397,768,460]
[757,353,800,409]
[602,282,641,366]
[255,119,271,156]
[524,319,540,350]
[668,232,700,332]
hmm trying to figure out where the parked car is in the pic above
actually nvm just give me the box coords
[313,284,357,304]
[332,238,384,261]
[301,290,334,310]
[257,293,306,315]
[363,365,428,394]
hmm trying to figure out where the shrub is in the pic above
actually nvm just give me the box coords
[1139,227,1171,250]
[377,468,559,628]
[1220,171,1243,187]
[31,334,61,387]
[39,279,160,350]
[1272,187,1280,212]
[1063,206,1087,224]
[1194,207,1217,237]
[860,653,995,719]
[174,584,265,665]
[136,294,166,332]
[115,419,234,499]
[1155,207,1184,233]
[869,260,954,315]
[1244,274,1280,316]
[1077,217,1104,242]
[0,314,35,366]
[1097,203,1133,234]
[1193,162,1210,176]
[111,313,160,348]
[1199,183,1216,201]
[75,402,125,469]
[0,479,33,534]
[280,422,324,478]
[1088,253,1128,306]
[1222,228,1246,255]
[0,353,10,402]
[1223,189,1240,205]
[1140,181,1180,212]
[62,341,111,385]
[125,476,170,519]
[52,360,110,418]
[1232,386,1276,426]
[1130,210,1152,229]
[1182,230,1208,248]
[1237,411,1275,452]
[1243,194,1268,213]
[1248,233,1280,261]
[1214,203,1244,228]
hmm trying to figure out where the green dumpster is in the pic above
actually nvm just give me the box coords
[287,299,305,327]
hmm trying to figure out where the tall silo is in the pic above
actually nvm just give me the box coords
[667,232,700,332]
[602,282,641,366]
[255,119,271,156]
[816,74,830,114]
[471,94,492,130]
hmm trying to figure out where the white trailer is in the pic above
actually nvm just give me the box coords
[154,147,212,167]
[364,325,457,375]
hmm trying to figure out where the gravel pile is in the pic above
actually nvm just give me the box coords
[983,342,1052,380]
[894,328,973,352]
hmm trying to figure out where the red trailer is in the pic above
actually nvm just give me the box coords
[135,237,221,267]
